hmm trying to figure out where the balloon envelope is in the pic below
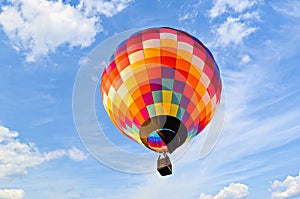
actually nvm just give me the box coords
[100,27,222,153]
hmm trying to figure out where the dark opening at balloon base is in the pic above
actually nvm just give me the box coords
[139,115,188,154]
[157,153,172,176]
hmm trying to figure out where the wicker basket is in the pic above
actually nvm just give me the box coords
[157,154,172,176]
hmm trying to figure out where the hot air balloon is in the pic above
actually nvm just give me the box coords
[100,27,222,176]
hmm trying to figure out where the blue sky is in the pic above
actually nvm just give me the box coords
[0,0,300,198]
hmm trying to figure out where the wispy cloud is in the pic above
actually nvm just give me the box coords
[0,125,87,178]
[77,0,133,17]
[271,0,300,18]
[32,117,55,127]
[0,189,25,199]
[0,0,133,62]
[208,0,260,47]
[213,16,257,46]
[199,183,249,199]
[240,54,251,64]
[68,147,88,161]
[177,1,200,24]
[209,0,257,19]
[271,172,300,199]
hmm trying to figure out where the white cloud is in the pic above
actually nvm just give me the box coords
[240,54,251,64]
[0,0,98,62]
[208,1,260,47]
[0,0,133,62]
[178,11,198,22]
[77,0,133,17]
[209,0,257,19]
[271,172,300,199]
[214,16,256,46]
[177,2,200,24]
[241,11,260,21]
[199,183,249,199]
[0,125,87,178]
[271,0,300,18]
[68,147,88,161]
[0,189,25,199]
